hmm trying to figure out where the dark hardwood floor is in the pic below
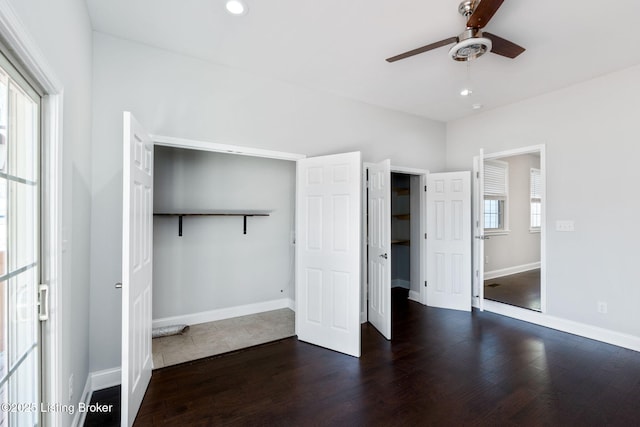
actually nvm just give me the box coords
[88,289,640,426]
[484,268,541,311]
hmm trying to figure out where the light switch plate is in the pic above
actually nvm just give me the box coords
[556,220,575,232]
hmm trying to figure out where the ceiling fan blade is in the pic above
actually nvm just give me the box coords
[483,32,525,58]
[386,37,457,62]
[467,0,505,29]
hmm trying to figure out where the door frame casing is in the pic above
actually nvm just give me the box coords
[362,163,428,324]
[473,144,547,314]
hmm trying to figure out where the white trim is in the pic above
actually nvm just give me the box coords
[390,165,428,175]
[71,373,93,427]
[0,3,64,427]
[152,134,306,161]
[90,367,122,391]
[391,279,410,289]
[484,262,541,280]
[152,298,295,328]
[483,144,546,161]
[71,367,122,427]
[483,300,640,353]
[408,290,421,303]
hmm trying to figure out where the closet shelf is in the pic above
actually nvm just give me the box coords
[154,210,272,236]
[391,240,410,246]
[393,188,410,196]
[392,214,410,220]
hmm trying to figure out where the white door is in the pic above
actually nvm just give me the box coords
[473,151,485,310]
[367,160,391,339]
[426,172,472,311]
[121,112,154,426]
[296,152,361,357]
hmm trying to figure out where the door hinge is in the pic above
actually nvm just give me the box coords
[424,281,427,287]
[38,284,49,321]
[424,233,427,239]
[424,185,427,192]
[476,171,480,178]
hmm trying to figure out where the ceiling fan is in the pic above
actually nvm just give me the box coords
[386,0,525,63]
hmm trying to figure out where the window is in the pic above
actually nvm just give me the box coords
[530,168,541,230]
[484,160,508,232]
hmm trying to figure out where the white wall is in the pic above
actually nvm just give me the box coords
[89,32,447,371]
[153,146,295,319]
[484,154,541,274]
[447,64,640,337]
[7,0,93,424]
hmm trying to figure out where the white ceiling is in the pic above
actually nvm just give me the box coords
[85,0,640,122]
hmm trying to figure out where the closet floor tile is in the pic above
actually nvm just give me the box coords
[152,308,295,368]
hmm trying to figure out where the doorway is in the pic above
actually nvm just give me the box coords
[474,145,545,313]
[150,146,296,368]
[365,163,427,340]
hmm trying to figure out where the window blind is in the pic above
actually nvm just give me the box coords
[484,160,508,197]
[530,168,541,199]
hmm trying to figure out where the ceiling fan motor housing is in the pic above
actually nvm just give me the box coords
[449,28,492,61]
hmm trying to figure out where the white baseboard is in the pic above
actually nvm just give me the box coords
[72,367,121,427]
[71,373,94,427]
[408,290,421,303]
[391,279,410,289]
[484,262,540,280]
[483,300,640,352]
[91,367,122,391]
[152,298,295,328]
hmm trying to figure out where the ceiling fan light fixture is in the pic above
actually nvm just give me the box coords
[225,0,247,15]
[460,88,473,96]
[448,37,492,61]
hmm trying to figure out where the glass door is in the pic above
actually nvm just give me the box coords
[0,51,41,427]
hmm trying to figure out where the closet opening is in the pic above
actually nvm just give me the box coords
[150,146,296,368]
[390,172,422,311]
[365,163,426,340]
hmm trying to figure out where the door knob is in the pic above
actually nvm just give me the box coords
[115,282,122,289]
[379,253,388,259]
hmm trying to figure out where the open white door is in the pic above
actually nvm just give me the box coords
[426,171,472,311]
[121,112,154,426]
[367,159,391,339]
[296,152,361,357]
[473,151,485,310]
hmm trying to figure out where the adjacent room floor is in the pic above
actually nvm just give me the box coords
[152,308,295,368]
[484,268,541,311]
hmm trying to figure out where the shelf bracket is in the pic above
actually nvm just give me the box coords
[243,215,247,235]
[179,215,183,237]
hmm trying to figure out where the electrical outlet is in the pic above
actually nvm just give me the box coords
[69,373,74,401]
[597,301,608,314]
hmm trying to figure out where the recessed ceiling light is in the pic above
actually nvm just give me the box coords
[472,103,483,110]
[225,0,247,15]
[460,88,473,97]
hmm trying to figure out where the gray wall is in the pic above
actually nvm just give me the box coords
[89,32,447,372]
[153,147,295,318]
[447,64,640,337]
[9,0,93,424]
[484,154,541,273]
